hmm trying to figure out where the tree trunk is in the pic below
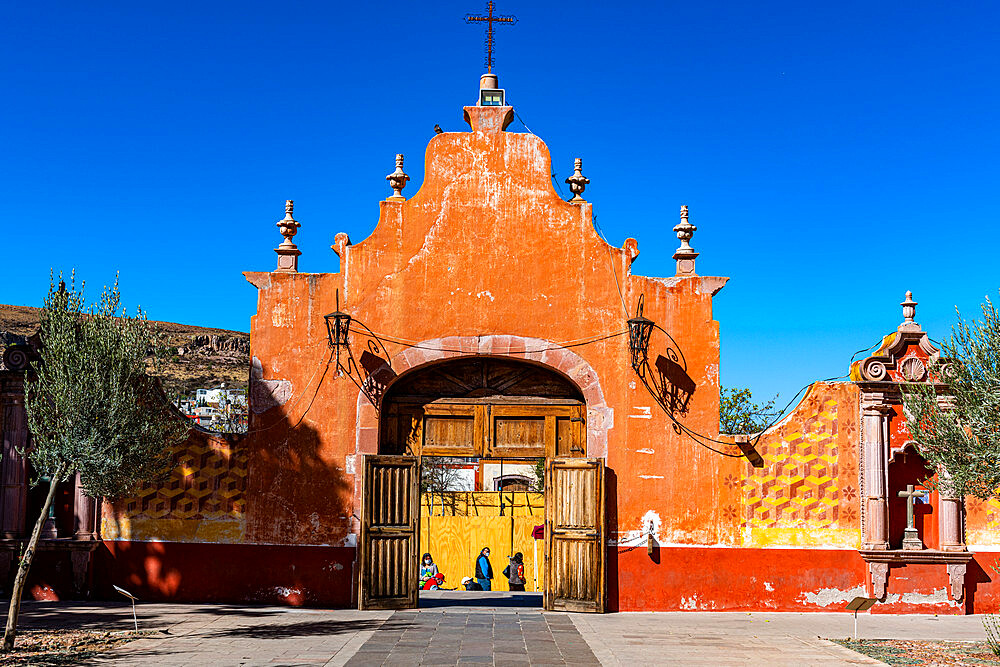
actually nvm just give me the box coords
[3,464,66,651]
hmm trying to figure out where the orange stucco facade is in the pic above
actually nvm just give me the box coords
[86,89,1000,614]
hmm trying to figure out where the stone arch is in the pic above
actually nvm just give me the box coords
[354,335,613,458]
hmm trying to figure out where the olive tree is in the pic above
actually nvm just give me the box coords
[3,274,186,651]
[902,294,1000,500]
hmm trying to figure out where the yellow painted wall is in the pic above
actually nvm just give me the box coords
[420,492,544,592]
[102,431,248,544]
[967,497,1000,546]
[739,382,862,549]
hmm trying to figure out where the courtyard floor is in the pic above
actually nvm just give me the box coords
[0,592,992,665]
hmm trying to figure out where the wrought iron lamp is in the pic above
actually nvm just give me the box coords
[627,296,654,372]
[324,291,351,366]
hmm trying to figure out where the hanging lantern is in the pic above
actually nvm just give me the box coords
[324,290,351,349]
[627,296,654,371]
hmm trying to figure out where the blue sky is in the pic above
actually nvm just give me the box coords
[3,1,998,402]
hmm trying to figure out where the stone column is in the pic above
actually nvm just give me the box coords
[938,468,966,552]
[73,474,97,540]
[0,381,29,539]
[862,393,891,549]
[934,396,966,552]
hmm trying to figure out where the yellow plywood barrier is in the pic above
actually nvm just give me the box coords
[419,492,545,592]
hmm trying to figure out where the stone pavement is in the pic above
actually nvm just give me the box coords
[1,595,993,666]
[345,610,598,666]
[573,610,990,665]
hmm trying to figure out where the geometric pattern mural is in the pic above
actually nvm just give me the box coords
[742,389,852,530]
[984,498,1000,530]
[967,496,1000,533]
[123,435,247,521]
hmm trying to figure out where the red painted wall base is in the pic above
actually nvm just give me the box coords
[14,542,999,614]
[95,541,355,607]
[610,546,1000,615]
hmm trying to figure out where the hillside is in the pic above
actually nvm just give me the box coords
[0,304,250,396]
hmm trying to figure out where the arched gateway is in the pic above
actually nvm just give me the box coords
[357,351,606,612]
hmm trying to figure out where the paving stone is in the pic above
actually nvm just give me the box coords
[19,600,983,666]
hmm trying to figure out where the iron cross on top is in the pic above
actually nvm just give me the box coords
[465,1,517,73]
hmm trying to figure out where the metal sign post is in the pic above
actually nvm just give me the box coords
[113,585,139,632]
[845,596,877,640]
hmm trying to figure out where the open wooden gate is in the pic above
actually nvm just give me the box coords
[359,455,419,610]
[544,457,605,612]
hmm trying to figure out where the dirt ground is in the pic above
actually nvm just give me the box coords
[0,629,151,665]
[836,639,1000,666]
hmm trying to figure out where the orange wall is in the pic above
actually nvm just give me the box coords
[232,104,739,553]
[95,102,1000,613]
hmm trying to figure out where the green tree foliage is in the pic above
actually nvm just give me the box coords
[531,458,545,492]
[902,294,1000,500]
[719,386,778,435]
[3,274,186,650]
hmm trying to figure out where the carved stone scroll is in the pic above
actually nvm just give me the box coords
[870,561,889,599]
[947,562,967,602]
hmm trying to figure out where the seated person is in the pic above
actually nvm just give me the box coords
[422,573,446,590]
[419,553,439,587]
[461,576,483,591]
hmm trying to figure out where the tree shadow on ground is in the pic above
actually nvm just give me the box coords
[3,602,369,632]
[199,618,406,639]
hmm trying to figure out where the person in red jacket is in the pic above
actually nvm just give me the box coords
[422,573,446,590]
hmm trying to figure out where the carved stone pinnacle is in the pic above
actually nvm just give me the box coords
[901,290,917,324]
[274,199,301,273]
[673,205,699,276]
[277,200,299,245]
[386,153,410,201]
[565,158,590,202]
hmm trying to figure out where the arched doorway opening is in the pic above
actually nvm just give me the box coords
[358,356,605,613]
[380,356,586,458]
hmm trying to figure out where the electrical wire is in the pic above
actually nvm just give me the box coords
[849,338,885,365]
[511,106,535,136]
[743,373,851,441]
[237,348,336,436]
[552,173,567,198]
[369,329,627,354]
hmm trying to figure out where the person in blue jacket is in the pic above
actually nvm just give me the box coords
[475,547,493,591]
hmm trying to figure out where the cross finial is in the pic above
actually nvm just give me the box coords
[466,2,517,73]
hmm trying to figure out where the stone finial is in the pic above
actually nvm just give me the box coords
[274,199,301,273]
[386,154,410,201]
[673,205,698,276]
[565,158,590,203]
[901,291,917,323]
[896,290,922,331]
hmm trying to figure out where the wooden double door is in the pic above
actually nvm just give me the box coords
[360,401,604,612]
[381,398,586,459]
